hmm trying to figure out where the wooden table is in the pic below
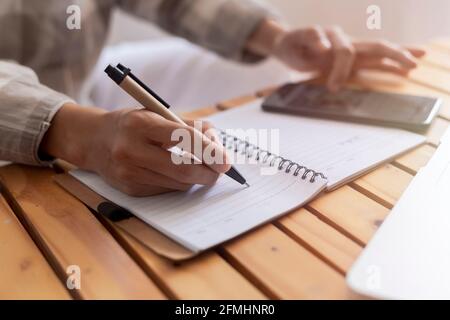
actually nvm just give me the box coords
[2,38,450,300]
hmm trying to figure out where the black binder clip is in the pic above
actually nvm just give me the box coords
[97,201,133,222]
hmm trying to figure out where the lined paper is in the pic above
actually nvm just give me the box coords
[72,153,327,252]
[208,99,426,189]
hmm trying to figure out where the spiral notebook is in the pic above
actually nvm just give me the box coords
[70,99,425,253]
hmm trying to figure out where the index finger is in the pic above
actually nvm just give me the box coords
[326,27,356,92]
[354,41,418,68]
[143,114,231,174]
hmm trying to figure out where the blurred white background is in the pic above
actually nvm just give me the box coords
[88,0,450,111]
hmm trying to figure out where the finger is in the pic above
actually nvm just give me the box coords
[184,119,220,143]
[405,47,426,58]
[355,58,410,76]
[137,113,230,173]
[301,26,332,54]
[114,164,194,191]
[326,27,356,92]
[354,41,417,68]
[116,140,221,186]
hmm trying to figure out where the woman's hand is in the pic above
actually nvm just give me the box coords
[41,103,231,196]
[247,20,426,91]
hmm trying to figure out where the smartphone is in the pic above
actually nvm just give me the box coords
[261,83,442,132]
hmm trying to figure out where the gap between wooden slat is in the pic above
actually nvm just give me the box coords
[91,210,177,299]
[392,143,436,176]
[217,224,352,299]
[0,180,81,300]
[0,194,71,299]
[272,220,356,276]
[304,204,365,247]
[217,247,279,300]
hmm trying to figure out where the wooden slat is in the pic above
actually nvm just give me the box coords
[99,218,266,300]
[275,208,362,275]
[181,106,219,119]
[306,186,390,246]
[430,38,450,53]
[0,196,70,299]
[186,93,363,292]
[0,165,165,300]
[53,152,266,300]
[217,95,258,110]
[256,86,278,98]
[393,144,436,174]
[409,63,450,94]
[349,164,413,209]
[222,224,355,299]
[421,47,450,71]
[426,117,450,146]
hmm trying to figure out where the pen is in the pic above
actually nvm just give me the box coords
[104,64,249,187]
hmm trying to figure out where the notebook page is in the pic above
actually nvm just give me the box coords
[207,99,426,189]
[71,157,327,252]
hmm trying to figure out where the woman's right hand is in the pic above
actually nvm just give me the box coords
[41,103,231,196]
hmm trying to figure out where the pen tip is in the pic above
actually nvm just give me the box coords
[245,183,250,188]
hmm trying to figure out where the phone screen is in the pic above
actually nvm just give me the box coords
[262,83,441,130]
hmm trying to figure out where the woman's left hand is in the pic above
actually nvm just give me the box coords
[247,20,426,92]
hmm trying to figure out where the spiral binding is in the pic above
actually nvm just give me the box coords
[218,130,327,183]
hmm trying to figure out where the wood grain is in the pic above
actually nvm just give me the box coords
[409,63,450,94]
[256,86,279,98]
[217,95,258,110]
[430,38,450,53]
[349,164,413,209]
[222,224,354,299]
[98,216,266,300]
[393,144,436,175]
[181,106,219,119]
[0,165,165,300]
[0,196,70,299]
[421,47,450,71]
[426,117,449,146]
[307,186,390,246]
[276,208,362,275]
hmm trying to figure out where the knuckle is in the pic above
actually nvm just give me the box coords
[111,142,129,162]
[338,46,355,57]
[121,111,145,130]
[375,40,390,51]
[306,26,322,39]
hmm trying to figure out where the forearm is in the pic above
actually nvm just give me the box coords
[119,0,277,63]
[0,61,74,166]
[40,103,106,170]
[246,19,287,57]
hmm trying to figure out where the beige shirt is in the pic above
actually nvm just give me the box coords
[0,0,271,165]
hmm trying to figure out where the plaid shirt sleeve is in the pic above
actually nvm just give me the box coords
[118,0,277,63]
[0,61,74,166]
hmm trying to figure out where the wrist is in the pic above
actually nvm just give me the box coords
[246,19,288,57]
[41,102,106,169]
